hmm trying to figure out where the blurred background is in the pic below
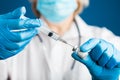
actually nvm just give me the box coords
[0,0,120,35]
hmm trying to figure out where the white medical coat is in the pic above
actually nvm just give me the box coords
[0,15,120,80]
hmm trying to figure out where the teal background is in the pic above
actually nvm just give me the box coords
[0,0,120,35]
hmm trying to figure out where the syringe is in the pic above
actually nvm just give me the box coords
[38,20,88,59]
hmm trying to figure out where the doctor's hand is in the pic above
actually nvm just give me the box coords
[0,6,41,60]
[72,38,120,80]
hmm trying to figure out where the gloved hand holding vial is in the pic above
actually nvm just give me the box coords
[72,38,120,80]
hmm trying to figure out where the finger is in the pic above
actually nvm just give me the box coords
[0,6,26,19]
[0,45,15,59]
[72,52,94,68]
[10,29,37,42]
[97,44,113,67]
[0,35,31,50]
[11,39,31,50]
[90,39,108,61]
[116,64,120,68]
[0,45,24,60]
[105,56,117,69]
[80,38,100,52]
[105,47,119,69]
[15,38,31,50]
[0,19,41,29]
[72,52,102,74]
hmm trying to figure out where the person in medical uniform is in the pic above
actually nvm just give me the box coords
[0,0,120,80]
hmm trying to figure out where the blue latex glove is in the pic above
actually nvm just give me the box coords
[72,38,120,80]
[0,6,41,59]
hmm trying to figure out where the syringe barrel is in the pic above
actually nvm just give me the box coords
[39,20,89,59]
[37,20,60,40]
[38,26,60,40]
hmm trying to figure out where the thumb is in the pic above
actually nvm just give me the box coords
[0,6,26,19]
[72,52,94,67]
[72,52,102,73]
[80,38,100,52]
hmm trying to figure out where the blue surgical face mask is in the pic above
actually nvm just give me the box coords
[37,0,77,23]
